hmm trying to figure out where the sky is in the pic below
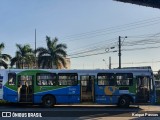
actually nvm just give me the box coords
[1,0,160,72]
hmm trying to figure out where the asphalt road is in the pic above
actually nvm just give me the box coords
[0,104,159,120]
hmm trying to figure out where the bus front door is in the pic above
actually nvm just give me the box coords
[18,75,33,103]
[80,75,95,102]
[136,76,150,103]
[0,76,3,99]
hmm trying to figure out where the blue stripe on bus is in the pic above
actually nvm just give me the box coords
[34,86,80,103]
[3,86,18,102]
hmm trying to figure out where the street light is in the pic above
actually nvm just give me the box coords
[105,46,115,53]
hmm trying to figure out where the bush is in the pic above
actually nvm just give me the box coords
[0,100,7,104]
[156,90,160,104]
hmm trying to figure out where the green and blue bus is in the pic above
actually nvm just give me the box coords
[0,68,156,107]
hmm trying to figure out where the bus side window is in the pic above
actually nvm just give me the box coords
[97,73,115,86]
[0,80,2,89]
[58,73,78,86]
[48,80,53,85]
[36,73,57,86]
[8,73,16,86]
[42,80,48,85]
[116,73,133,86]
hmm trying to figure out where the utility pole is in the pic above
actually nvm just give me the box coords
[118,36,121,69]
[35,29,37,69]
[118,36,127,69]
[109,56,111,69]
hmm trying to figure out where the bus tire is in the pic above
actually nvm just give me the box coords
[42,95,55,108]
[118,96,130,108]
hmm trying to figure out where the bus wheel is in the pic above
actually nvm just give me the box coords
[42,95,55,108]
[118,96,130,108]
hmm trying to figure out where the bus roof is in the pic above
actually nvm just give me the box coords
[0,68,153,74]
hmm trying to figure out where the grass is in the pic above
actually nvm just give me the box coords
[0,100,7,104]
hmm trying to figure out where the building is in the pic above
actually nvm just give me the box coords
[115,0,160,9]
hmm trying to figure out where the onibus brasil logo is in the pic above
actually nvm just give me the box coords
[1,112,42,117]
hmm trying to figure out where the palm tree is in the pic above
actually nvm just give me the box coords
[36,36,67,69]
[11,44,35,69]
[0,43,11,69]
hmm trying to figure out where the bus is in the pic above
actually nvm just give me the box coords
[0,68,156,107]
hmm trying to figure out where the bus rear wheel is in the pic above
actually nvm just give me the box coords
[118,96,130,108]
[42,95,55,108]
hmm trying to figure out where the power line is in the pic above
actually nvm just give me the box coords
[68,32,160,58]
[128,33,160,38]
[68,38,117,54]
[62,17,160,39]
[68,32,160,56]
[60,17,160,42]
[68,41,117,56]
[112,60,160,65]
[124,38,160,46]
[124,39,160,47]
[70,50,116,58]
[122,32,160,47]
[70,45,160,59]
[63,21,160,43]
[122,45,160,51]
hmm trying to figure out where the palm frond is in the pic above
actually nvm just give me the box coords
[56,49,67,57]
[10,57,18,67]
[1,54,11,61]
[56,43,67,50]
[52,37,58,46]
[37,36,68,69]
[46,36,52,49]
[36,47,48,53]
[0,60,8,69]
[56,55,66,68]
[0,43,4,52]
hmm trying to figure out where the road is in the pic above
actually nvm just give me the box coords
[0,104,159,120]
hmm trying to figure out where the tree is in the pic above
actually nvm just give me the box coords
[154,70,160,80]
[36,36,67,69]
[0,43,11,69]
[11,44,35,69]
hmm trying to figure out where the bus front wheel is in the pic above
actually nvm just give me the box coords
[42,95,55,108]
[118,96,130,108]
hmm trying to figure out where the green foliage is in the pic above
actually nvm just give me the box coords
[0,42,11,69]
[0,100,7,104]
[11,44,35,69]
[36,36,67,69]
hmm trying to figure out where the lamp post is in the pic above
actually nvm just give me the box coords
[103,57,112,69]
[35,29,37,69]
[109,56,111,69]
[104,47,115,69]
